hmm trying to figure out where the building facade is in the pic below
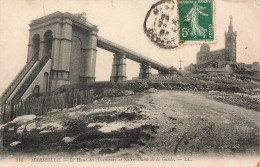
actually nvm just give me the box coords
[196,16,237,69]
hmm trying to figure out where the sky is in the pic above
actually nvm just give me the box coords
[0,0,259,94]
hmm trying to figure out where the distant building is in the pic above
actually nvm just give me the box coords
[184,16,259,74]
[236,62,260,72]
[196,16,237,70]
[252,62,260,71]
[184,63,196,73]
[237,63,245,69]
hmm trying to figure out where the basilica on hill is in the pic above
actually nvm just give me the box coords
[196,16,236,69]
[184,16,260,73]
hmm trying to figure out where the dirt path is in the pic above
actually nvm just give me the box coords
[1,90,259,158]
[136,90,260,156]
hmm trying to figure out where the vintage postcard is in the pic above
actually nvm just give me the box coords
[0,0,259,167]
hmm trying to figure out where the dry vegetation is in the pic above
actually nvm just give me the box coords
[0,72,259,158]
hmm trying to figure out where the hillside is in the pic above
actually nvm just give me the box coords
[0,88,259,158]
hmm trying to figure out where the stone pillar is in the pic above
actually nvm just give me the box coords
[38,41,45,60]
[139,64,144,79]
[59,22,72,72]
[139,63,152,79]
[169,66,177,76]
[26,32,34,63]
[50,20,72,91]
[117,55,126,82]
[110,54,119,82]
[110,54,126,82]
[26,43,33,63]
[145,64,152,78]
[52,38,60,60]
[80,30,98,83]
[52,23,62,70]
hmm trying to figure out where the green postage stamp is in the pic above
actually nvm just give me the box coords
[178,0,214,42]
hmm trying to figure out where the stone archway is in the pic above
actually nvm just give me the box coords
[32,34,40,57]
[43,30,53,57]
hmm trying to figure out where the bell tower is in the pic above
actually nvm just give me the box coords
[225,16,237,62]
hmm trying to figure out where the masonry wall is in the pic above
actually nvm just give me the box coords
[70,36,82,85]
[21,59,52,100]
[70,30,89,84]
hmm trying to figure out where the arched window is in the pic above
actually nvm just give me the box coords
[33,85,40,94]
[43,72,49,93]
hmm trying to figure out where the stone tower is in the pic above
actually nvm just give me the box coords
[0,11,172,107]
[225,16,237,62]
[0,12,99,104]
[26,12,98,90]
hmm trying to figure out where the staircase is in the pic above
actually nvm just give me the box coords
[11,53,51,103]
[0,53,39,104]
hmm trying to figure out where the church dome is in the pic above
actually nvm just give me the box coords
[200,43,210,52]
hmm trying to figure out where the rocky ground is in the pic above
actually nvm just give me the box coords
[0,87,259,159]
